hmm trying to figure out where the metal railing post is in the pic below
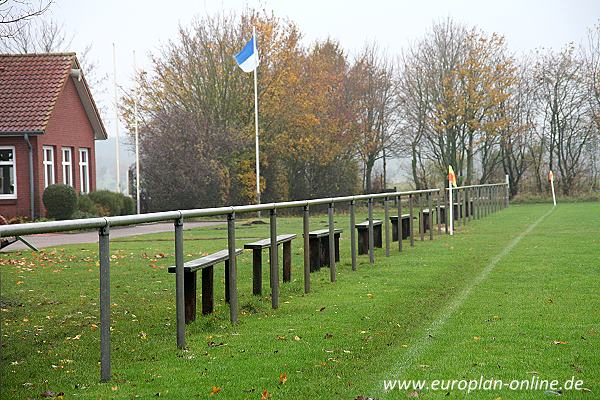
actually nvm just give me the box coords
[269,209,279,309]
[409,194,415,246]
[436,191,441,234]
[99,225,111,382]
[428,193,433,240]
[419,194,424,241]
[303,205,310,293]
[384,196,390,256]
[368,198,375,264]
[328,202,336,281]
[445,189,449,234]
[227,213,238,323]
[397,195,403,252]
[462,188,469,226]
[174,217,185,348]
[350,200,357,270]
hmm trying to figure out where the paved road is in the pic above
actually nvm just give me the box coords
[1,221,224,252]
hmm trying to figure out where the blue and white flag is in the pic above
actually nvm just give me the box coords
[235,35,259,73]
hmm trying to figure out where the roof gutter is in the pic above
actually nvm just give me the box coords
[23,134,35,220]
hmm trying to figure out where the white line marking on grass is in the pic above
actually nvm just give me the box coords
[379,207,554,391]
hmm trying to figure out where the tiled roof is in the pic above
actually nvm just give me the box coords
[0,53,76,133]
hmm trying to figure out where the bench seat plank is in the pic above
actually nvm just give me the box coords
[244,233,297,249]
[355,220,382,228]
[168,248,243,273]
[308,228,343,238]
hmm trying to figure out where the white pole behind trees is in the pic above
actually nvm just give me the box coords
[253,26,261,215]
[133,50,141,214]
[112,43,121,193]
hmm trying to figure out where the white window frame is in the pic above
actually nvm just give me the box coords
[0,145,17,199]
[61,147,73,186]
[43,146,55,188]
[79,148,90,194]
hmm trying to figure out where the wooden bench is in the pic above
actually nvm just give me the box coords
[438,205,447,225]
[390,214,411,241]
[355,220,383,255]
[244,234,297,295]
[421,208,434,232]
[168,248,242,324]
[306,229,342,271]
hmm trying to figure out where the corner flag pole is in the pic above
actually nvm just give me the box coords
[449,179,454,236]
[253,26,261,216]
[549,170,556,206]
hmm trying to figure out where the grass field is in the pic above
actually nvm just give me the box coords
[1,203,599,399]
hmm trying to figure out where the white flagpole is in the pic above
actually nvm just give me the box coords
[253,26,261,214]
[112,43,121,193]
[133,50,141,214]
[550,171,557,206]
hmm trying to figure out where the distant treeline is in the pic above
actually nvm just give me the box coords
[121,11,600,211]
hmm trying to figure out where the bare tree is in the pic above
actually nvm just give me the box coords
[535,44,594,195]
[0,0,52,38]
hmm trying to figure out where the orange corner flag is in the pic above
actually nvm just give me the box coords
[448,165,457,188]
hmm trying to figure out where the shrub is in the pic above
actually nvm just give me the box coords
[77,194,98,215]
[43,184,78,220]
[122,196,136,215]
[87,190,136,216]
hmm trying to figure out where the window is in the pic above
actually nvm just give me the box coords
[0,146,17,199]
[79,148,89,194]
[62,147,73,186]
[43,146,55,188]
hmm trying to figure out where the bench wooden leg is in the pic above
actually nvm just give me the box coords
[184,271,197,324]
[283,241,292,283]
[225,260,230,303]
[334,233,340,262]
[309,237,320,272]
[391,220,398,242]
[374,225,383,248]
[357,229,368,255]
[201,266,214,315]
[320,236,328,267]
[252,249,262,295]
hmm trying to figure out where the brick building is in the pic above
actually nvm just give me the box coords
[0,53,107,219]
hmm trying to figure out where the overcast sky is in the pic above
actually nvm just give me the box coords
[41,0,599,187]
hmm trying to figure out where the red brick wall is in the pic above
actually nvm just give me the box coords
[0,137,33,218]
[0,76,99,219]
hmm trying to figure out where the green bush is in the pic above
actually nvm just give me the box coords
[77,194,98,215]
[43,184,78,220]
[122,196,136,215]
[87,190,135,216]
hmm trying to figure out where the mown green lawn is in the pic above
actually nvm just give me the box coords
[1,203,598,399]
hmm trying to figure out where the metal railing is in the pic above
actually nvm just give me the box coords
[0,183,508,382]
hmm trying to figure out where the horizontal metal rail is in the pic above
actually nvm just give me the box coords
[0,188,440,237]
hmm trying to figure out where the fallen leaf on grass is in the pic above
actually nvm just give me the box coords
[210,386,222,396]
[16,281,24,285]
[90,324,98,331]
[279,372,287,384]
[261,389,270,399]
[293,335,301,341]
[324,333,333,339]
[408,391,419,398]
[473,336,481,341]
[111,386,118,391]
[552,340,568,345]
[139,331,148,340]
[367,293,374,299]
[276,335,286,341]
